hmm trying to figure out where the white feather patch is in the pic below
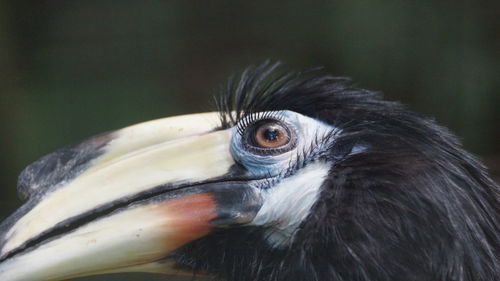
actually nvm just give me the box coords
[251,162,330,246]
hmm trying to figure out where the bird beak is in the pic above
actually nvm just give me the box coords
[0,112,262,281]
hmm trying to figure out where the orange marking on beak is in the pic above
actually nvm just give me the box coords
[155,193,218,251]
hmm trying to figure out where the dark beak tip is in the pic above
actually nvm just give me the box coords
[16,131,115,201]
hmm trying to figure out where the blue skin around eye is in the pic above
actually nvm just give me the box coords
[230,111,295,178]
[230,130,284,178]
[230,110,341,179]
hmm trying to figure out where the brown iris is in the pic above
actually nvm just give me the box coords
[252,121,290,148]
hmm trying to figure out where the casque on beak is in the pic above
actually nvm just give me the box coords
[0,112,263,281]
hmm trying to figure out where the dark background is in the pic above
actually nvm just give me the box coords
[0,1,498,280]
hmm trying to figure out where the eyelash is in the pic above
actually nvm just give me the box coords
[236,111,286,136]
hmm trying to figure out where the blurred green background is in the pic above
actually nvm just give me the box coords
[0,1,498,280]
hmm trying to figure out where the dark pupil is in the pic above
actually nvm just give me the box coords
[263,127,279,142]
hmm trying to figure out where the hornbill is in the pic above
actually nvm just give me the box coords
[0,63,498,281]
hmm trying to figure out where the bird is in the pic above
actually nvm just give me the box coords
[0,62,498,281]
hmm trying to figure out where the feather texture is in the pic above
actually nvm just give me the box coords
[174,62,500,281]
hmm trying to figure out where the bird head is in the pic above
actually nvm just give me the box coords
[0,63,498,281]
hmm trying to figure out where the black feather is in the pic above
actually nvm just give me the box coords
[175,62,500,281]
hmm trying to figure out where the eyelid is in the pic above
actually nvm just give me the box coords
[236,113,297,156]
[236,111,287,136]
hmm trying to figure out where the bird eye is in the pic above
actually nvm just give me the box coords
[253,122,290,148]
[242,119,295,154]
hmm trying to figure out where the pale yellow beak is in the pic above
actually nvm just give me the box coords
[0,113,262,281]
